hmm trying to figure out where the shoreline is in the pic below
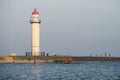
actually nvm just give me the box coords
[0,56,120,64]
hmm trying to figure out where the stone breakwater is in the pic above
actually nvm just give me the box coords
[0,56,120,64]
[0,56,71,64]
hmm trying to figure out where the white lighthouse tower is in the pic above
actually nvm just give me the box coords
[30,8,41,56]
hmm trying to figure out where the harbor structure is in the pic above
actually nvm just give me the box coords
[30,8,41,56]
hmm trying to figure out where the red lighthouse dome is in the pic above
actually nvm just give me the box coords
[32,8,39,15]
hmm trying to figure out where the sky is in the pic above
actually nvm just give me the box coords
[0,0,120,57]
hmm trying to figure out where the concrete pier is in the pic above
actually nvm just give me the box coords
[0,56,120,64]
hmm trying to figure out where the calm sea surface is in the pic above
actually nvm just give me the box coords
[0,62,120,80]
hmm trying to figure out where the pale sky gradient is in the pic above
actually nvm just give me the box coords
[0,0,120,56]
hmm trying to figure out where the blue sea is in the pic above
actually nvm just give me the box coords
[0,62,120,80]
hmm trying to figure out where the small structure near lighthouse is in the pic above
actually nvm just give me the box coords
[30,8,41,56]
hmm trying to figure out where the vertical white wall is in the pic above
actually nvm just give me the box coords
[31,15,40,56]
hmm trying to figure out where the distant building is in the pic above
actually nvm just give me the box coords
[10,52,16,56]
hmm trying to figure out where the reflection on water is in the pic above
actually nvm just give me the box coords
[0,62,120,80]
[31,64,41,80]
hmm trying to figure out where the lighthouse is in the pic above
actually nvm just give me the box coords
[30,8,41,56]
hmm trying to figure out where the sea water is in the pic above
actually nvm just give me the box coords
[0,62,120,80]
